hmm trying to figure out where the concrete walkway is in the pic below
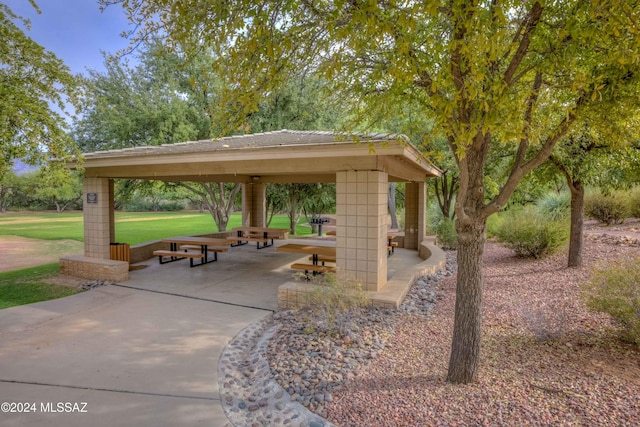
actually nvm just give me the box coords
[0,283,268,426]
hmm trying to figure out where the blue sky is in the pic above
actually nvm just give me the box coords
[5,0,133,75]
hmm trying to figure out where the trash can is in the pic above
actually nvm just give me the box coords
[110,242,130,264]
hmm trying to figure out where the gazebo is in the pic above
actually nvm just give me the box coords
[64,130,441,293]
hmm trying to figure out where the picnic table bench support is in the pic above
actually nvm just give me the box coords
[290,262,336,279]
[229,230,274,249]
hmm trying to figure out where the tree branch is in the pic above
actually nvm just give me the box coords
[503,2,544,86]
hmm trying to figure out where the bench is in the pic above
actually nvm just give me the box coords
[179,245,229,253]
[290,262,336,278]
[308,255,336,265]
[388,241,399,256]
[153,250,206,267]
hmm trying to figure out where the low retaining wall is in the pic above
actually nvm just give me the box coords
[60,255,129,282]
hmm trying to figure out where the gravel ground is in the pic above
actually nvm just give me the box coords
[324,239,640,426]
[265,228,640,426]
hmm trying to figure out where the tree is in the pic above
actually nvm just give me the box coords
[73,41,242,226]
[301,183,336,233]
[175,182,241,231]
[33,169,82,213]
[549,123,640,267]
[105,0,640,384]
[0,2,81,181]
[0,170,18,213]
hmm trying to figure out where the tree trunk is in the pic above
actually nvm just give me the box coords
[567,181,584,267]
[288,191,298,235]
[388,182,398,229]
[447,219,486,384]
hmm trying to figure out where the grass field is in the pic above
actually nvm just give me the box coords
[0,263,78,309]
[0,211,312,245]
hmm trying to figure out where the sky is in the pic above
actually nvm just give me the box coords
[5,0,134,75]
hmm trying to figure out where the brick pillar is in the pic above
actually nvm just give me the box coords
[404,181,426,249]
[336,170,388,292]
[242,182,266,227]
[83,177,114,259]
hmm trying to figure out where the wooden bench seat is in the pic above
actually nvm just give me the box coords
[153,249,217,267]
[388,241,399,256]
[153,249,204,259]
[179,245,229,253]
[290,262,336,277]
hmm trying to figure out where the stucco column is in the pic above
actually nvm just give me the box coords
[242,182,266,227]
[404,181,426,250]
[336,170,388,292]
[83,177,114,259]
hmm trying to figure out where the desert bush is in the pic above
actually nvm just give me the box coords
[492,206,568,258]
[536,191,570,221]
[298,272,369,337]
[583,258,640,346]
[584,190,630,225]
[436,217,458,250]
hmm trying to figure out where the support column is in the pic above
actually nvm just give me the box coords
[336,170,388,292]
[242,182,266,227]
[83,177,114,259]
[404,181,426,250]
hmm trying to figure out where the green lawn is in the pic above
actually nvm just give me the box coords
[0,211,312,245]
[0,263,78,310]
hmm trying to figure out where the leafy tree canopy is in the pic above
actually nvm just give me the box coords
[0,1,81,180]
[102,0,640,384]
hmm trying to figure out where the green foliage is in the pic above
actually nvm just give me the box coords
[0,2,81,181]
[74,41,213,151]
[436,218,458,250]
[584,190,630,225]
[536,191,570,221]
[583,258,640,346]
[299,272,369,337]
[120,198,184,212]
[629,187,640,218]
[0,263,77,310]
[492,207,568,259]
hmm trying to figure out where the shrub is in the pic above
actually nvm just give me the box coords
[584,190,629,225]
[629,187,640,219]
[583,258,640,346]
[436,217,458,250]
[536,191,570,221]
[492,206,568,258]
[299,272,369,337]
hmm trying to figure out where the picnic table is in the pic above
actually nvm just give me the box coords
[276,243,337,276]
[153,236,231,267]
[227,226,289,249]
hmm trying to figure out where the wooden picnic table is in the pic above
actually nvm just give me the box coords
[276,243,336,264]
[277,243,337,276]
[154,236,231,267]
[228,226,289,249]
